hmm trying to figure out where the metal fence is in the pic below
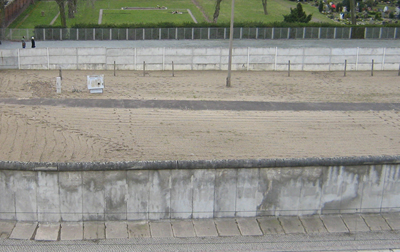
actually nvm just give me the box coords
[2,27,400,41]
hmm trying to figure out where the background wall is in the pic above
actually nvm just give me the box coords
[1,47,400,71]
[0,156,399,222]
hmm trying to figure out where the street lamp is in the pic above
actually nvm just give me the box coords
[226,0,235,88]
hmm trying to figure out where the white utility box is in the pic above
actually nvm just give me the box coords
[87,75,105,94]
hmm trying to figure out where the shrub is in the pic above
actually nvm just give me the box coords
[283,3,313,23]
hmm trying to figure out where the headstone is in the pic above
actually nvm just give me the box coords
[87,75,104,94]
[56,77,61,94]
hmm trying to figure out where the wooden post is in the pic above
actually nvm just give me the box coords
[59,67,62,80]
[371,59,374,76]
[344,60,347,77]
[172,61,174,77]
[398,63,400,76]
[114,61,116,76]
[288,60,290,77]
[143,61,145,77]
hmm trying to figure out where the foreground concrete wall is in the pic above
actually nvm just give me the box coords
[1,47,399,71]
[0,156,399,222]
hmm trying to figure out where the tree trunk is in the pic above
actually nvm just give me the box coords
[67,0,74,18]
[0,0,5,40]
[262,0,268,15]
[213,0,222,23]
[350,0,356,25]
[56,0,67,27]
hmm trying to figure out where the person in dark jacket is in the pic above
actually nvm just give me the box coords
[31,37,35,48]
[22,36,26,48]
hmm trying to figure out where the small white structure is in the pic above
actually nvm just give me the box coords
[56,77,62,94]
[87,75,104,94]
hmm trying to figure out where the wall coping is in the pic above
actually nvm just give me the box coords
[1,155,399,171]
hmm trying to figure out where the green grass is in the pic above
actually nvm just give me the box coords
[196,0,334,23]
[102,9,195,25]
[11,0,334,28]
[9,1,59,28]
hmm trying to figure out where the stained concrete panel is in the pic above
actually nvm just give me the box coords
[13,171,37,221]
[171,220,195,237]
[215,219,241,236]
[360,166,385,213]
[0,221,16,239]
[104,171,127,221]
[338,167,364,214]
[84,222,105,240]
[300,216,328,234]
[35,223,60,241]
[381,165,400,211]
[237,218,263,236]
[214,169,237,218]
[298,167,323,215]
[0,171,15,220]
[171,170,193,219]
[257,217,285,235]
[127,170,149,220]
[9,222,37,240]
[82,171,105,221]
[127,221,150,238]
[105,222,128,239]
[279,217,305,234]
[60,222,83,240]
[320,166,343,215]
[59,172,82,221]
[148,170,171,220]
[192,170,215,219]
[149,222,173,238]
[321,215,349,233]
[236,169,259,217]
[362,214,391,231]
[37,172,60,222]
[193,219,218,237]
[341,215,370,232]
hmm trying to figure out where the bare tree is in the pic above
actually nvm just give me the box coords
[262,0,267,15]
[213,0,222,23]
[55,0,67,27]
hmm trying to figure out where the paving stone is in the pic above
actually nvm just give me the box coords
[35,223,60,241]
[300,216,328,234]
[257,217,285,235]
[279,217,305,234]
[193,219,218,237]
[362,214,391,231]
[321,215,349,233]
[84,222,105,240]
[341,215,370,232]
[171,220,195,238]
[215,219,241,236]
[237,218,263,236]
[149,222,173,238]
[0,221,16,239]
[9,222,37,240]
[60,222,83,240]
[382,212,400,230]
[106,222,128,239]
[127,221,150,238]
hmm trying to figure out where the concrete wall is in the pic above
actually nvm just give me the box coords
[1,47,400,71]
[0,156,399,222]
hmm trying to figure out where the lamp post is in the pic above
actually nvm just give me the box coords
[226,0,235,87]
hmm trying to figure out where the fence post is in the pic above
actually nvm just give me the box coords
[59,66,62,80]
[172,61,174,77]
[114,61,116,76]
[398,64,400,76]
[43,28,45,41]
[143,61,146,77]
[344,60,347,77]
[159,28,162,40]
[192,28,194,40]
[143,28,145,40]
[77,29,79,40]
[288,60,290,77]
[371,59,374,76]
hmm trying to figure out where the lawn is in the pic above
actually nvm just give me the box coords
[10,0,334,28]
[102,9,196,25]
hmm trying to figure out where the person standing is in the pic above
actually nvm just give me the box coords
[22,36,26,48]
[31,37,35,48]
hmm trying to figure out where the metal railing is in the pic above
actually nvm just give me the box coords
[2,27,400,41]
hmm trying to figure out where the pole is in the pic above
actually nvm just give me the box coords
[288,60,290,77]
[344,60,347,77]
[398,63,400,76]
[371,59,374,76]
[59,67,62,80]
[143,61,145,77]
[226,0,235,88]
[114,61,116,76]
[172,61,174,77]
